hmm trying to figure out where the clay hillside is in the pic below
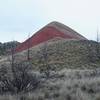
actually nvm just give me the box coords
[15,21,87,52]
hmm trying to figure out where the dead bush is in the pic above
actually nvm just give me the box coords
[0,61,40,94]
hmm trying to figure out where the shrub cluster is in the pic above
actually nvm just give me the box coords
[0,61,40,94]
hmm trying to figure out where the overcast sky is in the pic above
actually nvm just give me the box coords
[0,0,100,42]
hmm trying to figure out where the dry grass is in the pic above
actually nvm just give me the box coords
[0,68,100,100]
[1,40,100,69]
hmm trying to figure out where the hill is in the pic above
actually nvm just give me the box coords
[15,21,87,52]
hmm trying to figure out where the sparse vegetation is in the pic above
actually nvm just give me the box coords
[0,39,100,100]
[38,42,54,78]
[28,40,100,70]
